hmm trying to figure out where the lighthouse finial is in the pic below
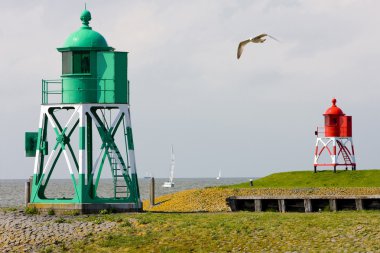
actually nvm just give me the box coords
[332,98,337,106]
[80,7,92,27]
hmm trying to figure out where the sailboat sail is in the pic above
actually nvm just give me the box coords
[169,145,175,183]
[163,145,175,187]
[216,170,221,180]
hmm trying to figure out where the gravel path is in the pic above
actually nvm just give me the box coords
[0,210,117,252]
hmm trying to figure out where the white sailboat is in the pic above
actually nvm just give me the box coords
[162,145,175,188]
[216,169,221,180]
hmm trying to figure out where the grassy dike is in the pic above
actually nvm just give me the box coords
[229,170,380,188]
[6,170,380,252]
[62,170,380,252]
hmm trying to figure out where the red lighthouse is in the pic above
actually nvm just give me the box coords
[314,98,356,173]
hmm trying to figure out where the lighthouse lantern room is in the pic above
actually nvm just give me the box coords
[24,9,141,213]
[314,98,356,173]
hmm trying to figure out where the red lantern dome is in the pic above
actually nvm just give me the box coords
[323,98,352,137]
[323,98,345,116]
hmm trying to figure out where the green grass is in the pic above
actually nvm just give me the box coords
[62,211,380,252]
[54,217,69,223]
[227,170,380,188]
[0,207,18,213]
[24,206,39,215]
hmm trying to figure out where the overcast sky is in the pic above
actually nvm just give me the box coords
[1,0,380,179]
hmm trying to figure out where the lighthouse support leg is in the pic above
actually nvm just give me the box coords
[29,104,142,213]
[123,106,141,206]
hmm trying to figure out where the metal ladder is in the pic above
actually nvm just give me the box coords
[336,140,352,165]
[108,148,129,198]
[100,109,130,198]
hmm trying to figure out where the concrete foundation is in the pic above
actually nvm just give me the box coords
[28,202,143,214]
[227,195,380,213]
[304,199,312,212]
[254,199,262,212]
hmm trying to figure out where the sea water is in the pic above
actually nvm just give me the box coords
[0,178,249,207]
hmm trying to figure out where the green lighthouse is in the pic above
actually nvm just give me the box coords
[25,9,142,213]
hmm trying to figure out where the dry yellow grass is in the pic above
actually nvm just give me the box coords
[143,187,380,212]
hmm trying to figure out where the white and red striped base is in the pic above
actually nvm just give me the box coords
[313,137,356,173]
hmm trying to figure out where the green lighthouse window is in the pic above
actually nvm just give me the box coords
[73,52,90,73]
[62,51,90,74]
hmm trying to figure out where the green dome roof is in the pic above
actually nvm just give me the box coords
[62,28,109,48]
[58,9,113,51]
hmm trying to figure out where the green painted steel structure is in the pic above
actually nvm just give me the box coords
[26,9,141,212]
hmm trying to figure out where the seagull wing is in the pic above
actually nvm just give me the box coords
[237,39,251,59]
[254,34,268,40]
[267,34,279,42]
[253,33,279,42]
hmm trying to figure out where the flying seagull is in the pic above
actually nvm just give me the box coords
[237,34,279,59]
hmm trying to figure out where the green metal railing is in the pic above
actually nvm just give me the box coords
[42,78,115,104]
[42,79,61,104]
